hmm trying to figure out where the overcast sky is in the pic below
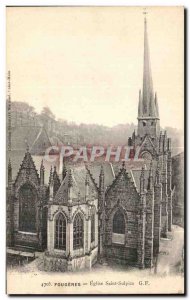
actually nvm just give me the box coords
[7,6,184,129]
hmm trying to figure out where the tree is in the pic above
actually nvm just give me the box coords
[41,106,55,120]
[11,101,35,115]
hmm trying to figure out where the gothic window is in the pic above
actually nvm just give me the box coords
[73,213,84,250]
[113,210,125,234]
[55,213,66,250]
[143,121,146,127]
[91,213,95,243]
[19,183,37,233]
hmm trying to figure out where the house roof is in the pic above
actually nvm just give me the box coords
[9,126,51,154]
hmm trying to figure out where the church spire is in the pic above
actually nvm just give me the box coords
[138,89,143,117]
[137,15,160,138]
[142,17,156,117]
[155,92,159,118]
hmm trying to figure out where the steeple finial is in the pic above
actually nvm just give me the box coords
[143,8,148,23]
[25,140,29,153]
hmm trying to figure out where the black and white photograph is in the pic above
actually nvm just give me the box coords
[5,6,184,295]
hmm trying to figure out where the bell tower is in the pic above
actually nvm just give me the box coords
[137,17,160,139]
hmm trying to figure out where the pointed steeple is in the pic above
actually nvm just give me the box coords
[49,166,53,185]
[140,164,145,194]
[138,89,143,117]
[49,166,54,201]
[40,160,45,186]
[68,169,74,204]
[99,165,105,193]
[137,16,160,139]
[62,158,67,181]
[155,92,159,118]
[142,17,156,117]
[53,166,61,195]
[85,171,90,200]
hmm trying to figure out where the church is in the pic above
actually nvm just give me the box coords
[6,18,174,272]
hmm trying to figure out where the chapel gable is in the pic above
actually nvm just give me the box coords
[14,147,40,191]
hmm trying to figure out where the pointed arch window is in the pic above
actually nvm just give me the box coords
[19,183,37,233]
[73,213,84,249]
[55,213,66,250]
[113,210,125,234]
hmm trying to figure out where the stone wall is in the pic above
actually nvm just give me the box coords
[46,198,98,271]
[138,118,160,139]
[145,190,154,267]
[104,169,140,265]
[12,153,48,251]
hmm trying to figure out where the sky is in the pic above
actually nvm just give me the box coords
[6,6,184,129]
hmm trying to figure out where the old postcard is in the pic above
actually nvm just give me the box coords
[6,6,184,295]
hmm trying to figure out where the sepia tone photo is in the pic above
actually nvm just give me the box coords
[6,6,184,294]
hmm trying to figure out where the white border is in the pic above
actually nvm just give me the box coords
[0,1,188,299]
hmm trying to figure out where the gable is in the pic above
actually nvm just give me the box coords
[9,126,51,155]
[30,128,51,155]
[106,168,139,212]
[14,151,40,191]
[138,135,158,158]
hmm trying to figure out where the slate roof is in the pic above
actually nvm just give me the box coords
[49,136,63,147]
[9,126,51,154]
[6,151,56,184]
[130,169,149,192]
[54,165,98,204]
[112,160,148,176]
[87,161,115,188]
[7,147,158,197]
[130,160,157,192]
